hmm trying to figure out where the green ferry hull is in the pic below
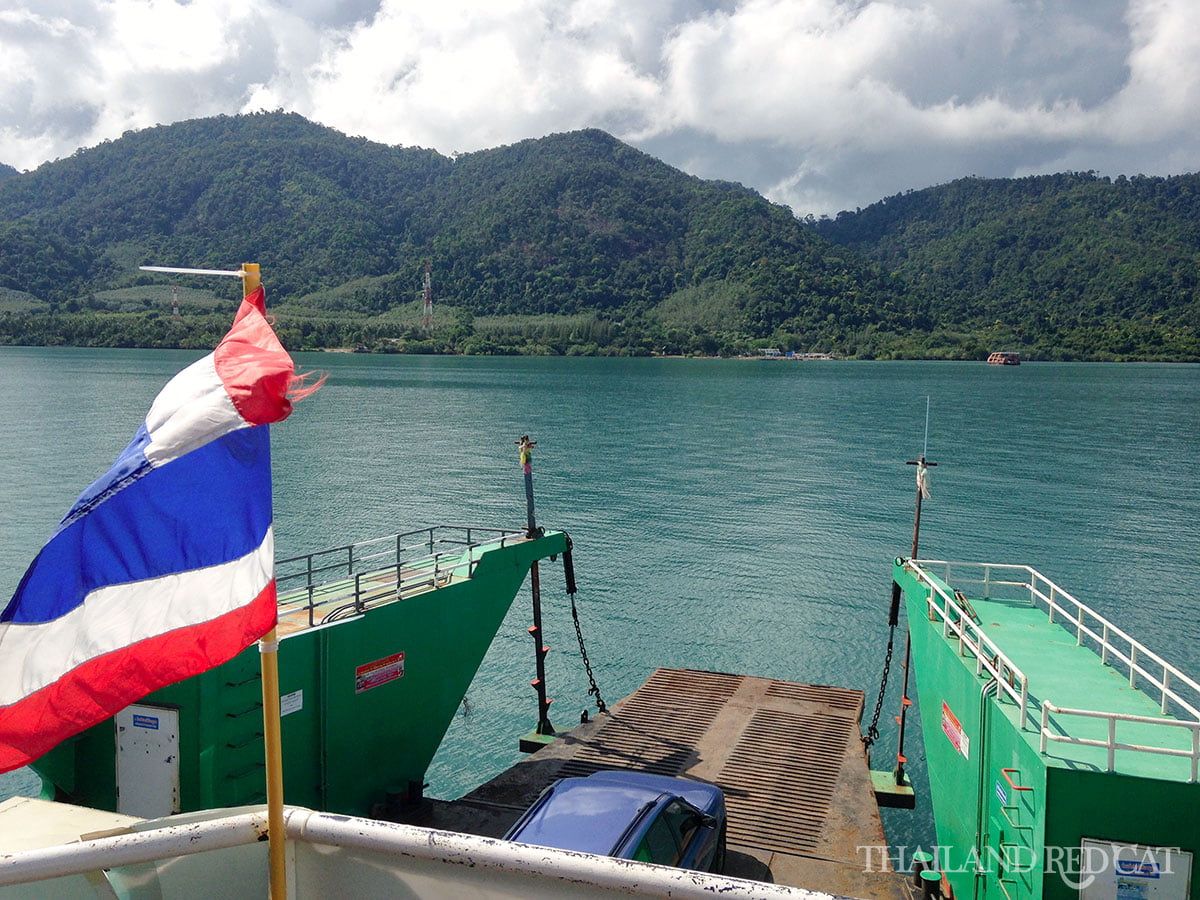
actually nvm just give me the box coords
[897,558,1200,900]
[34,529,568,819]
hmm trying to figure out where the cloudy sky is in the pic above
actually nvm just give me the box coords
[2,0,1199,215]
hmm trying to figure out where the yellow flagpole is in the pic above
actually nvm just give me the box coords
[260,628,287,899]
[242,262,287,899]
[242,262,262,295]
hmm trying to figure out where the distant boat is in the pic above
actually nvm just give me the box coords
[986,351,1020,365]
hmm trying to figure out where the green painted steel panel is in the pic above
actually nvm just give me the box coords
[308,541,558,816]
[896,559,1200,900]
[979,703,1046,900]
[1042,769,1200,900]
[898,561,988,900]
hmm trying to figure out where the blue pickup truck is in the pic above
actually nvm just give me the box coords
[503,770,727,873]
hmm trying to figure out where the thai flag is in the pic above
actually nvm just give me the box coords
[0,287,311,773]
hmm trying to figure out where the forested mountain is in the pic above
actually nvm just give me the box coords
[0,114,449,302]
[0,112,1196,359]
[0,112,919,356]
[811,173,1200,359]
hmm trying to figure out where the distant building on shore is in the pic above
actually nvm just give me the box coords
[757,348,835,360]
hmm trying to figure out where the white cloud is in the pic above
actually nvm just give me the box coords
[290,1,668,151]
[1097,0,1200,141]
[654,2,1097,150]
[1,0,1199,214]
[641,0,1198,212]
[0,1,329,169]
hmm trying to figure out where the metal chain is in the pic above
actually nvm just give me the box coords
[862,628,895,750]
[570,593,607,714]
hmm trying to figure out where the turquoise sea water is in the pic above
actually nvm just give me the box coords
[1,349,1198,851]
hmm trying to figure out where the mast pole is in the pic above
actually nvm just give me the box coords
[241,262,261,296]
[909,397,933,558]
[422,261,433,331]
[519,435,539,540]
[518,436,553,737]
[896,398,936,786]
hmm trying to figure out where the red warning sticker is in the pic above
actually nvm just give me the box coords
[941,700,970,759]
[355,652,405,693]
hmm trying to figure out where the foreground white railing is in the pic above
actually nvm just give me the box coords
[0,805,828,899]
[910,560,1200,780]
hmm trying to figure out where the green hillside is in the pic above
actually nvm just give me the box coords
[0,112,921,356]
[0,113,448,302]
[0,113,1196,359]
[810,173,1200,359]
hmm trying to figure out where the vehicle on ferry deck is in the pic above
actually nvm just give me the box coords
[504,770,727,873]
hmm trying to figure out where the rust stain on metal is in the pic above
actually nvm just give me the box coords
[765,680,862,716]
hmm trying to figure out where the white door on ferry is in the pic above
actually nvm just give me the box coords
[115,704,181,817]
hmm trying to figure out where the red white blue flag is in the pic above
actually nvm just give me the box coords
[0,287,314,773]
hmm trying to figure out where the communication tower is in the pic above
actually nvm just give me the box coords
[422,261,433,330]
[171,285,180,321]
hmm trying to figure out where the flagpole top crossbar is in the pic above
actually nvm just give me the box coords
[140,264,262,297]
[139,266,249,278]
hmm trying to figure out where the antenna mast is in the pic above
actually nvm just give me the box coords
[905,397,937,558]
[422,261,433,330]
[894,397,937,788]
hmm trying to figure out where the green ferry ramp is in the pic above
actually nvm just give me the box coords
[896,558,1200,900]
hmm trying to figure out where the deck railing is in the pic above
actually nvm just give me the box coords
[276,525,528,627]
[911,560,1200,780]
[1039,701,1200,783]
[903,562,1032,729]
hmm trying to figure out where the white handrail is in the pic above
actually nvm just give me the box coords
[0,805,815,898]
[905,563,1031,728]
[1039,701,1200,783]
[1024,571,1200,720]
[915,560,1200,721]
[910,560,1200,779]
[276,525,535,620]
